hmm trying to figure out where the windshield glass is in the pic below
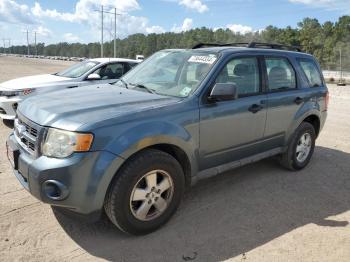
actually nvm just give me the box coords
[116,50,218,97]
[56,61,99,78]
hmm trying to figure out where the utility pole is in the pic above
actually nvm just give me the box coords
[2,39,6,54]
[101,5,104,57]
[114,8,117,58]
[34,31,37,56]
[26,30,30,55]
[338,47,346,86]
[2,38,11,54]
[8,39,11,54]
[95,5,121,58]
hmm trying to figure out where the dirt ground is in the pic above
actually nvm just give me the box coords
[0,56,350,262]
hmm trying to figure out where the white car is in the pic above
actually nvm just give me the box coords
[0,58,140,120]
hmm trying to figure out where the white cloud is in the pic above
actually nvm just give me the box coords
[289,0,350,12]
[31,0,140,22]
[30,0,165,38]
[179,0,208,13]
[31,2,76,22]
[0,0,36,24]
[172,18,193,33]
[146,25,166,34]
[63,33,80,42]
[214,24,254,34]
[35,26,52,37]
[227,24,253,34]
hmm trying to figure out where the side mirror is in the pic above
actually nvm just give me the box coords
[87,73,101,81]
[208,83,238,102]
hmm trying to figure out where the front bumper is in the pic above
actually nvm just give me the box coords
[0,96,21,120]
[6,133,125,216]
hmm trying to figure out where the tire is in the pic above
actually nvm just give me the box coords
[104,149,185,235]
[280,122,316,171]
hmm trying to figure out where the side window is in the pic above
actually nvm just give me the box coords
[124,63,133,74]
[215,57,260,96]
[265,57,296,91]
[298,59,323,87]
[94,63,124,80]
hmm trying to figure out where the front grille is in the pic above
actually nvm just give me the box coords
[14,115,43,156]
[19,119,38,138]
[21,137,36,151]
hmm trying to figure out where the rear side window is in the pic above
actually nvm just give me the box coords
[265,57,296,91]
[298,59,323,87]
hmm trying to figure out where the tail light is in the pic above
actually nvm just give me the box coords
[325,91,329,111]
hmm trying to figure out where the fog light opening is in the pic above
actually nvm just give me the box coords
[43,180,69,201]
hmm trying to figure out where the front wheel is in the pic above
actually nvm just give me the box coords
[280,122,316,171]
[104,149,185,235]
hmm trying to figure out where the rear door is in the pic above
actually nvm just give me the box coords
[263,56,305,147]
[199,55,268,170]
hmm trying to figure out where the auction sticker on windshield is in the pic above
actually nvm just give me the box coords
[188,55,217,64]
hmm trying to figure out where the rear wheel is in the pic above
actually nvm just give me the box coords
[104,149,185,235]
[280,122,316,171]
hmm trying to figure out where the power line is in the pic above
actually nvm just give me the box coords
[95,5,122,58]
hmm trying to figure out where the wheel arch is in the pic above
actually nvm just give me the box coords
[302,114,321,137]
[105,142,195,201]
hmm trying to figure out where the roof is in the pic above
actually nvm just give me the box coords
[186,46,315,58]
[89,58,140,63]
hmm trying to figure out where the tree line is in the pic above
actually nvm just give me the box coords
[2,16,350,70]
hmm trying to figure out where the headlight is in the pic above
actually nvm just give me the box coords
[0,89,35,97]
[42,128,94,158]
[0,90,21,97]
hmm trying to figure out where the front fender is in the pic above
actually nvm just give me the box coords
[102,120,199,176]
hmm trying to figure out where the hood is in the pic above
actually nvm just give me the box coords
[0,74,71,90]
[18,84,180,130]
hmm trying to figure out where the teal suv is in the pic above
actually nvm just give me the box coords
[6,42,328,235]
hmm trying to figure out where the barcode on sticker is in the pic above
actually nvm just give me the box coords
[188,55,217,64]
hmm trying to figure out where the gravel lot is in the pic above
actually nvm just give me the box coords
[0,56,350,262]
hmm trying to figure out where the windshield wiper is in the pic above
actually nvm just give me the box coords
[129,83,157,94]
[114,78,129,88]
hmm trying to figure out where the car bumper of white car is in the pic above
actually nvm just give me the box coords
[0,96,21,120]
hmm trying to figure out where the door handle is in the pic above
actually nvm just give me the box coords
[248,104,263,114]
[294,97,304,105]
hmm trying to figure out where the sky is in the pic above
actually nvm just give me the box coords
[0,0,349,46]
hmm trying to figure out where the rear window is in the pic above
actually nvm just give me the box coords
[265,57,297,91]
[298,59,323,87]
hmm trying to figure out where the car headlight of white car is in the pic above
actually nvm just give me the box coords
[0,90,21,97]
[42,128,94,158]
[0,88,34,97]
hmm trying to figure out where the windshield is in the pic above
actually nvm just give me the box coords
[56,61,99,78]
[116,50,218,98]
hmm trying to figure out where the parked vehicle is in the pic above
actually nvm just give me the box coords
[136,55,145,61]
[0,58,140,120]
[6,42,328,235]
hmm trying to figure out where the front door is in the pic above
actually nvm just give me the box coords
[199,56,267,170]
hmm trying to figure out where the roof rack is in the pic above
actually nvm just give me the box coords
[192,41,303,52]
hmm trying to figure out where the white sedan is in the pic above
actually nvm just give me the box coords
[0,58,140,120]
